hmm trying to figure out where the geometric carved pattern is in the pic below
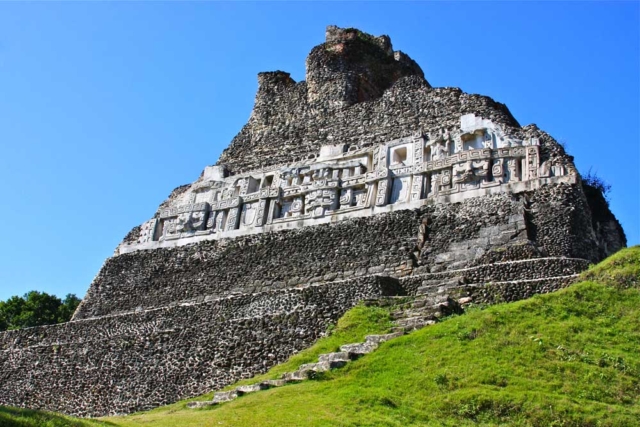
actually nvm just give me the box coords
[127,114,570,248]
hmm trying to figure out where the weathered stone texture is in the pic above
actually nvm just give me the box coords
[525,181,599,260]
[76,183,608,321]
[400,257,588,296]
[75,210,417,319]
[0,25,626,418]
[0,277,400,417]
[582,182,627,258]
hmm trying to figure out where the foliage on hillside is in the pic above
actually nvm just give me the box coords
[3,246,639,426]
[0,291,80,331]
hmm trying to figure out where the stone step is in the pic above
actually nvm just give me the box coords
[411,298,427,308]
[412,294,451,305]
[236,383,270,395]
[390,326,406,334]
[339,342,378,355]
[417,276,466,295]
[299,360,348,373]
[261,379,287,387]
[391,307,441,320]
[192,330,407,410]
[394,316,436,331]
[281,370,309,382]
[364,331,404,345]
[186,401,217,409]
[212,390,238,404]
[318,352,351,363]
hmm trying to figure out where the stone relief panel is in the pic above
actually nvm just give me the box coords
[452,160,490,190]
[158,203,209,241]
[137,219,158,244]
[122,114,575,250]
[240,202,259,228]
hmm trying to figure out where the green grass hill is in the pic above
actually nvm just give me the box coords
[3,246,639,427]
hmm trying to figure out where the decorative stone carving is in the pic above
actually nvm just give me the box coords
[354,188,368,207]
[491,159,504,183]
[241,202,258,227]
[137,219,158,244]
[226,207,240,231]
[187,211,207,231]
[255,199,267,227]
[158,203,209,240]
[339,188,353,206]
[162,219,178,239]
[526,146,540,180]
[452,160,490,189]
[291,198,303,214]
[376,179,390,206]
[507,158,520,182]
[430,172,441,196]
[123,115,574,250]
[410,175,423,201]
[431,139,450,161]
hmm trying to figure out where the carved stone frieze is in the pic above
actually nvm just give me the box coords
[137,219,158,244]
[123,114,575,250]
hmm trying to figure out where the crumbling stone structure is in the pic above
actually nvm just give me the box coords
[0,26,626,417]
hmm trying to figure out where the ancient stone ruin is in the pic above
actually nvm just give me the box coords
[0,26,626,417]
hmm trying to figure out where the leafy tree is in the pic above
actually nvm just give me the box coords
[58,294,82,323]
[0,291,81,331]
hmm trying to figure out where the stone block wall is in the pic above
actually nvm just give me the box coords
[0,276,401,417]
[457,276,579,305]
[417,193,527,271]
[400,257,589,296]
[76,182,612,321]
[525,181,600,261]
[74,210,417,319]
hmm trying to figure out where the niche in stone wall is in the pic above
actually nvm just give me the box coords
[505,158,522,182]
[279,200,291,218]
[261,175,274,188]
[390,176,410,204]
[194,189,212,204]
[461,130,492,151]
[215,211,227,231]
[232,181,242,197]
[389,144,412,167]
[421,174,431,198]
[246,177,260,194]
[424,145,432,162]
[353,187,368,206]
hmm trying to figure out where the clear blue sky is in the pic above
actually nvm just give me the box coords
[0,2,638,302]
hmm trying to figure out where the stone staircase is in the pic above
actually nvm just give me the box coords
[186,330,404,409]
[187,286,462,409]
[391,280,463,331]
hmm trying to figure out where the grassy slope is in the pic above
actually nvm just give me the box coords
[4,247,640,426]
[0,406,109,427]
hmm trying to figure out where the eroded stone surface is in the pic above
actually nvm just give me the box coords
[0,25,626,417]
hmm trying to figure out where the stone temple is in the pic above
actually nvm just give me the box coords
[0,26,626,416]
